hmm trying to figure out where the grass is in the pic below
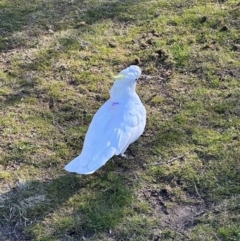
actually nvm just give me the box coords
[0,0,240,240]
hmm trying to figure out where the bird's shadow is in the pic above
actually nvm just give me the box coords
[0,169,134,240]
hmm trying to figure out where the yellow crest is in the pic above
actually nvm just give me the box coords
[112,74,124,80]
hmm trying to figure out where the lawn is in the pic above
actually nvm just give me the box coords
[0,0,240,240]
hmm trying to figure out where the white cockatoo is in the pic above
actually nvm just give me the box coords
[64,65,146,174]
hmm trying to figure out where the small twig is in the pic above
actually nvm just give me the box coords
[152,154,185,166]
[152,150,192,166]
[194,182,201,197]
[213,233,221,241]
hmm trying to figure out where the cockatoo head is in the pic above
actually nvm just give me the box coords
[114,65,141,83]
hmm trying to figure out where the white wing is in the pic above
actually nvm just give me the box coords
[64,99,146,174]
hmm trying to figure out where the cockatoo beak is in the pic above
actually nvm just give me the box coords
[112,74,124,80]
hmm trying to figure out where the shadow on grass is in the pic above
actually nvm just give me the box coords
[0,0,153,111]
[0,170,134,240]
[0,0,148,51]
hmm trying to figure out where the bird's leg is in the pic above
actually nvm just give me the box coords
[121,153,134,159]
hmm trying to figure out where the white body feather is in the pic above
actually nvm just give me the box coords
[64,65,146,174]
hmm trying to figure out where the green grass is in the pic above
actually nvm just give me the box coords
[0,0,240,240]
